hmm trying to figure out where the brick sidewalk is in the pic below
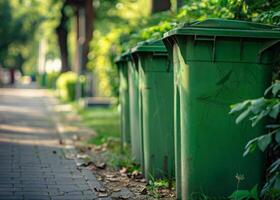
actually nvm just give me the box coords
[0,84,107,200]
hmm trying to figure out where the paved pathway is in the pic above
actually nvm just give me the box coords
[0,84,105,200]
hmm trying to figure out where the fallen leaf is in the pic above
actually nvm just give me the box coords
[96,162,106,169]
[107,177,119,182]
[120,167,127,174]
[113,188,121,192]
[111,188,133,199]
[98,192,108,197]
[59,139,64,145]
[77,161,93,167]
[72,134,81,141]
[94,187,106,192]
[140,187,147,195]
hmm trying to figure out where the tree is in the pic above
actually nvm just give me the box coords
[151,0,171,13]
[173,0,185,12]
[56,2,70,72]
[0,1,14,63]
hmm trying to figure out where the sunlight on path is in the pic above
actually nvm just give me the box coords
[0,83,102,200]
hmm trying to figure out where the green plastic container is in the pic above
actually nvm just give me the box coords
[39,72,47,87]
[163,19,280,199]
[127,51,144,165]
[131,40,175,179]
[115,52,131,147]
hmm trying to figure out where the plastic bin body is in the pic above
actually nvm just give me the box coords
[128,57,144,165]
[163,19,280,199]
[132,40,175,179]
[116,56,131,147]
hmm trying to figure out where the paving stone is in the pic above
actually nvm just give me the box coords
[0,85,103,199]
[0,196,22,200]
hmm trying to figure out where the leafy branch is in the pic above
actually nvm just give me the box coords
[230,82,280,199]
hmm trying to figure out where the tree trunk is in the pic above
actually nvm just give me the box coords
[82,0,94,72]
[151,0,171,13]
[9,68,15,84]
[176,0,184,11]
[56,3,70,73]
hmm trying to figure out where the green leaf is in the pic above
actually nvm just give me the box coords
[229,190,251,200]
[269,159,280,174]
[245,137,258,149]
[276,130,280,144]
[230,100,250,114]
[264,84,274,96]
[250,185,259,200]
[236,109,251,124]
[273,175,280,189]
[250,98,266,114]
[251,110,269,127]
[244,138,258,157]
[258,134,272,152]
[266,124,280,129]
[269,103,280,119]
[272,83,280,97]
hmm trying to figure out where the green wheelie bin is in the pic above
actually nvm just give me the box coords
[163,19,280,199]
[131,40,175,179]
[127,51,144,166]
[115,52,131,147]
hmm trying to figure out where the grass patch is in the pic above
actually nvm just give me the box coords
[107,145,141,173]
[147,178,175,198]
[77,107,120,145]
[75,105,140,173]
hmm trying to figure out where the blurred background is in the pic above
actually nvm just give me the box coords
[0,0,279,98]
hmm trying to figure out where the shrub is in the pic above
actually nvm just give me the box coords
[56,71,85,102]
[230,82,280,199]
[46,72,60,89]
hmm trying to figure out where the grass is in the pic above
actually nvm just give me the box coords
[147,178,174,198]
[77,106,121,145]
[75,105,140,172]
[107,145,141,172]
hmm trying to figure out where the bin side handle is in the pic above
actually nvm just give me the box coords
[194,35,217,63]
[164,37,176,72]
[130,53,139,69]
[258,40,280,63]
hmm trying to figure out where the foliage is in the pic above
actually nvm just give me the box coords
[88,0,178,97]
[76,106,139,172]
[46,72,60,89]
[229,185,259,200]
[147,177,173,199]
[78,107,120,146]
[230,82,280,199]
[88,0,280,97]
[56,71,85,102]
[107,146,140,173]
[0,0,63,75]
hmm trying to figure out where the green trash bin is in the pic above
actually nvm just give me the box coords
[131,40,175,180]
[127,51,144,166]
[115,52,131,147]
[39,72,47,87]
[163,19,280,199]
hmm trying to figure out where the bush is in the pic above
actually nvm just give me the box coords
[37,73,46,87]
[230,82,280,199]
[46,72,60,89]
[56,71,85,102]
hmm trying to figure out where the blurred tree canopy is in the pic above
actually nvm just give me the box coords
[88,0,280,97]
[0,0,279,91]
[0,0,62,74]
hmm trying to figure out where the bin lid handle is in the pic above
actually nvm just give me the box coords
[258,40,280,55]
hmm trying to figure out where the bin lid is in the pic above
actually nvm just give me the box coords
[164,19,280,39]
[114,50,131,64]
[131,39,167,53]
